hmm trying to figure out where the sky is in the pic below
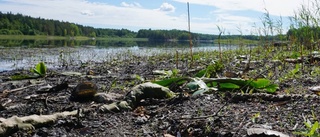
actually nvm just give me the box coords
[0,0,309,35]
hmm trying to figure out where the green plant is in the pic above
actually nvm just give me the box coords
[216,25,224,61]
[287,64,301,78]
[311,66,320,77]
[251,112,260,123]
[10,74,33,80]
[31,61,47,77]
[293,121,319,137]
[195,61,224,78]
[153,75,278,96]
[171,68,179,77]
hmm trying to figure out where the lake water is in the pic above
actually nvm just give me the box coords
[0,39,242,72]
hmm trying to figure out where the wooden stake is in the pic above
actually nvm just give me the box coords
[187,2,193,68]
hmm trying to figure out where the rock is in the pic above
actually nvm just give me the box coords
[93,93,119,103]
[236,55,247,59]
[309,86,320,95]
[247,128,289,137]
[309,86,320,92]
[128,82,175,106]
[134,116,148,125]
[224,71,239,78]
[99,101,131,112]
[71,81,98,101]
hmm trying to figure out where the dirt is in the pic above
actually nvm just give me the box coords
[1,50,320,137]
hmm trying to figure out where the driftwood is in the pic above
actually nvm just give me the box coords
[0,110,78,136]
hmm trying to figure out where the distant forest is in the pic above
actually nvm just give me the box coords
[0,12,292,41]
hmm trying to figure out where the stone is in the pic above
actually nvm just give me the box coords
[93,93,114,103]
[71,81,98,101]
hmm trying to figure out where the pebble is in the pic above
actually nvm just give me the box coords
[135,116,148,125]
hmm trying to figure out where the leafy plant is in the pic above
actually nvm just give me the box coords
[31,61,47,77]
[287,64,301,78]
[204,78,278,94]
[195,61,224,78]
[153,77,188,87]
[293,121,319,137]
[153,76,278,96]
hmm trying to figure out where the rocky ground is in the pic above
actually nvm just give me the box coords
[1,48,320,137]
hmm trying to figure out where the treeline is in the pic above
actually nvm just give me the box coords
[0,12,288,41]
[287,26,320,43]
[136,29,262,41]
[0,12,136,37]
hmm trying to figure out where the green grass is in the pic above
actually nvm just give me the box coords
[214,38,260,45]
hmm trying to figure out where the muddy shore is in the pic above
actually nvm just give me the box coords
[1,47,320,137]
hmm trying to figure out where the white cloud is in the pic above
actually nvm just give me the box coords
[158,2,175,12]
[120,2,142,8]
[0,0,300,34]
[0,0,188,31]
[192,17,210,21]
[173,0,303,16]
[81,10,94,16]
[171,0,306,34]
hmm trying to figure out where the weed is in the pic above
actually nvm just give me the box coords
[251,112,260,123]
[31,61,47,77]
[293,121,319,137]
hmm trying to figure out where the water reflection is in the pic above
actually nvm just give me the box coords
[0,39,242,72]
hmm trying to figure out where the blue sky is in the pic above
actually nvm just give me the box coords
[0,0,307,35]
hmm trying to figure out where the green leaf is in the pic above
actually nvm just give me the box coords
[202,78,278,94]
[250,78,270,88]
[38,62,47,75]
[206,81,217,87]
[153,77,187,87]
[309,121,319,136]
[195,69,206,77]
[264,84,278,93]
[304,121,312,129]
[32,62,47,77]
[219,83,240,89]
[32,68,40,75]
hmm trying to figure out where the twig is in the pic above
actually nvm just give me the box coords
[4,82,46,94]
[187,2,193,68]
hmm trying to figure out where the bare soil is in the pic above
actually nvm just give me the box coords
[1,50,320,137]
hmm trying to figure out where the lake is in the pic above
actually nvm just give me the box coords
[0,39,243,72]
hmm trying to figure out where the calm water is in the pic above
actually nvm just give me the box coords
[0,39,242,72]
